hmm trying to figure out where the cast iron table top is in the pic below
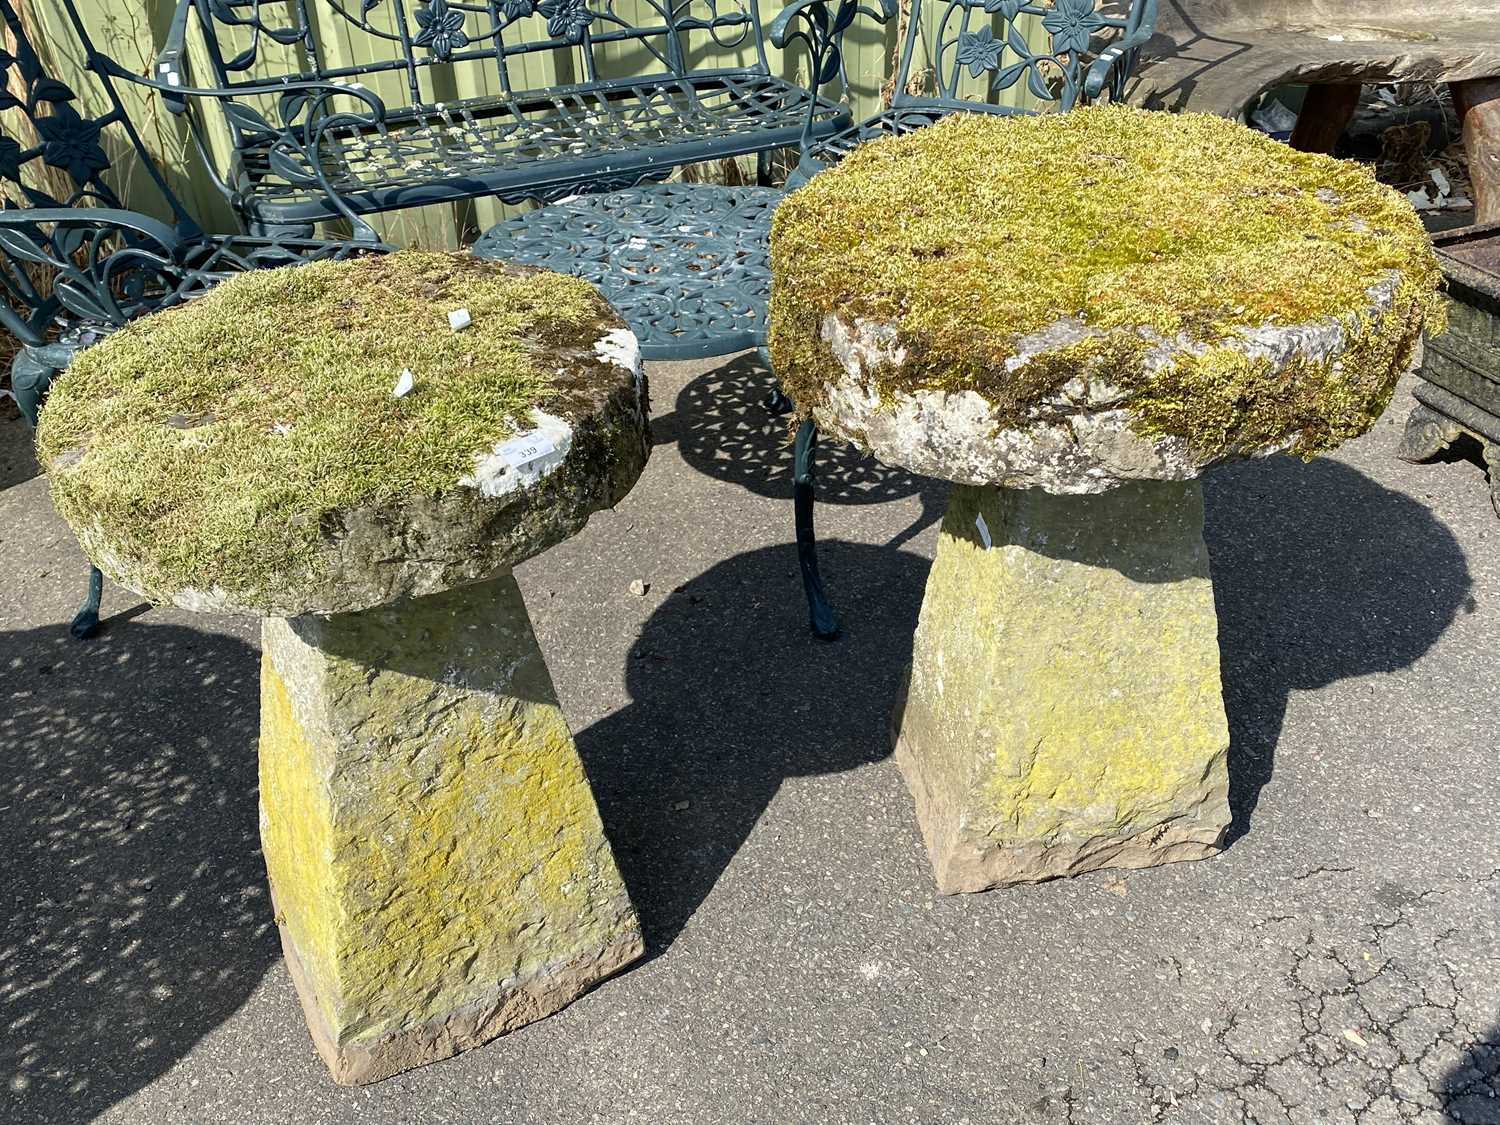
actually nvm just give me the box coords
[472,183,781,361]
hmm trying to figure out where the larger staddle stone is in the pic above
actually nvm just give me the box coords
[36,251,651,1080]
[770,108,1445,892]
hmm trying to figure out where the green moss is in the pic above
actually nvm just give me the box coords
[768,107,1446,458]
[36,251,617,601]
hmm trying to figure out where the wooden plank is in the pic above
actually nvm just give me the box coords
[1289,83,1361,154]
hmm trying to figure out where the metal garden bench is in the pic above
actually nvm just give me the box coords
[57,0,896,235]
[0,0,374,638]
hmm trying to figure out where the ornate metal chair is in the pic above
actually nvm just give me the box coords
[0,0,377,638]
[785,0,1157,186]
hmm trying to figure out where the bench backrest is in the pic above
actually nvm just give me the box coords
[892,0,1154,113]
[184,0,771,106]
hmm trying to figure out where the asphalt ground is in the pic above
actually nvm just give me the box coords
[2,354,1498,1124]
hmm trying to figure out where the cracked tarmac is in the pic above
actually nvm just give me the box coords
[2,356,1498,1124]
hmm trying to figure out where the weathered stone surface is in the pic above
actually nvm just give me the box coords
[259,573,642,1084]
[812,297,1414,493]
[892,481,1231,893]
[770,110,1443,494]
[1130,1,1500,120]
[40,253,651,617]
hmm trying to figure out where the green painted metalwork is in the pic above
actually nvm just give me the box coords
[54,0,894,234]
[0,0,377,637]
[473,182,778,358]
[784,0,1157,182]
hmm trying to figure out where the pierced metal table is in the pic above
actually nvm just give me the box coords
[472,184,779,361]
[473,182,840,637]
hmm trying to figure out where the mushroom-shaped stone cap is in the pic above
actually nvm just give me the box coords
[37,251,649,616]
[769,107,1446,494]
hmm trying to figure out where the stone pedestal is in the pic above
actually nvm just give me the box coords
[892,481,1231,893]
[258,573,642,1084]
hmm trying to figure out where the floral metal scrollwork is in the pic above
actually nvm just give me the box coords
[537,0,595,44]
[215,84,389,243]
[946,0,1108,105]
[1041,0,1104,54]
[414,0,471,59]
[203,0,311,73]
[769,0,898,141]
[956,26,1001,76]
[0,16,118,209]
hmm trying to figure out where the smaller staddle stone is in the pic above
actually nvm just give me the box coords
[37,252,652,1080]
[37,251,650,616]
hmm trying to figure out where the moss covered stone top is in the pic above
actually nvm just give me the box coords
[768,107,1445,493]
[37,251,649,617]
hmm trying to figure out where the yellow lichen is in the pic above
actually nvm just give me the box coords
[769,106,1446,459]
[897,481,1229,888]
[258,577,638,1047]
[35,251,617,600]
[258,655,342,1016]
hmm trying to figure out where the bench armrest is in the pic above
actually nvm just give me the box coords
[770,0,899,147]
[0,206,190,417]
[153,0,196,114]
[1082,6,1157,102]
[84,56,388,241]
[0,207,192,331]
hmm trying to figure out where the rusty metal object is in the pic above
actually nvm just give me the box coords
[1288,82,1361,153]
[1453,79,1500,223]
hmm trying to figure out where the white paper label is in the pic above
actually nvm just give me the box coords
[447,307,472,331]
[392,368,415,397]
[975,512,992,549]
[499,431,555,468]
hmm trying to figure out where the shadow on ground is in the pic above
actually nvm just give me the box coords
[574,538,931,955]
[585,455,1474,954]
[663,353,949,547]
[1,405,39,493]
[1442,1026,1500,1123]
[1205,456,1472,843]
[0,444,1476,1117]
[0,620,274,1125]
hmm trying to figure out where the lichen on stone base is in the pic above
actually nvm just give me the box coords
[893,480,1231,892]
[258,573,642,1082]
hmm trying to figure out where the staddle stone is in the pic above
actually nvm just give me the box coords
[37,252,649,616]
[37,251,650,1079]
[770,108,1445,891]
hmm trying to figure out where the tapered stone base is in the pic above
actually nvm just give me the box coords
[893,481,1232,894]
[258,573,643,1084]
